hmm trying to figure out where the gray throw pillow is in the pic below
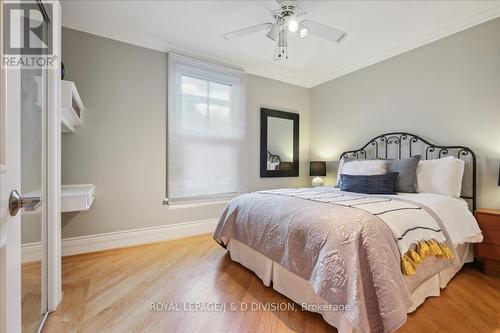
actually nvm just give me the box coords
[387,155,421,193]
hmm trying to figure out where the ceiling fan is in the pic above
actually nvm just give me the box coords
[221,0,347,61]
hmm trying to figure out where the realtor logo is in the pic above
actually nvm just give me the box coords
[2,1,57,68]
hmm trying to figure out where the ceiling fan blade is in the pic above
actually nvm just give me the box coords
[300,19,347,43]
[221,23,273,40]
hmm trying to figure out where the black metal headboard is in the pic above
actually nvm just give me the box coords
[339,132,476,211]
[267,151,281,164]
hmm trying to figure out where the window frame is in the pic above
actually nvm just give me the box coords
[166,53,247,205]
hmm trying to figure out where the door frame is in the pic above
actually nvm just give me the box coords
[45,0,62,312]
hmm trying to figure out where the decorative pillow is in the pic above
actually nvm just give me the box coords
[386,155,421,193]
[336,159,388,188]
[340,172,399,195]
[416,156,465,198]
[341,159,388,176]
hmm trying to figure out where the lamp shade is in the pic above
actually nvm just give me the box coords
[310,161,326,177]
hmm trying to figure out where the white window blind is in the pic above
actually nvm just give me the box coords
[167,54,247,203]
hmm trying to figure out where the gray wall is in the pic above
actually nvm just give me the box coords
[61,28,310,238]
[310,18,500,209]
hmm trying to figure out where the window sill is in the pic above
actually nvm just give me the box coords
[163,198,232,209]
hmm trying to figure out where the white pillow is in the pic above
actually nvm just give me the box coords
[416,156,465,198]
[267,161,280,170]
[269,162,280,170]
[341,160,387,175]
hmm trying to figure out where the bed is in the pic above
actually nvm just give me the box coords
[213,132,483,333]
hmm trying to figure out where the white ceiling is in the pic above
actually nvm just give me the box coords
[61,1,500,88]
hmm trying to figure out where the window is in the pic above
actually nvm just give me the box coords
[167,54,247,203]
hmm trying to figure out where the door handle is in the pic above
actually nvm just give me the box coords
[8,190,42,216]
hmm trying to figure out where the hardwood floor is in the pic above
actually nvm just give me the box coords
[22,261,42,333]
[41,234,500,333]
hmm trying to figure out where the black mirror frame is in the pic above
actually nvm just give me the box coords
[260,108,299,178]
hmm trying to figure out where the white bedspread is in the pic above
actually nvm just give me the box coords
[395,192,483,245]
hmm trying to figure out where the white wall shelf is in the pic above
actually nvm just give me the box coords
[62,184,95,213]
[61,80,84,133]
[21,184,95,214]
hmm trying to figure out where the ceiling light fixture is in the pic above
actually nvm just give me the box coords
[274,28,288,61]
[266,23,279,41]
[287,17,299,32]
[299,26,309,38]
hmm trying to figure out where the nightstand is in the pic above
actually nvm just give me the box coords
[475,209,500,277]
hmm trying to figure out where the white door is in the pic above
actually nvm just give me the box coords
[0,63,48,333]
[0,1,60,332]
[0,7,23,332]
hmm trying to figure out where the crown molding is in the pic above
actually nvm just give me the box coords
[62,4,500,89]
[61,22,309,88]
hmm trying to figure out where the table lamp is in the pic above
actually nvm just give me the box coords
[310,161,326,187]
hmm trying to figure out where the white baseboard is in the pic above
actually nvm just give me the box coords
[21,242,45,263]
[21,218,219,263]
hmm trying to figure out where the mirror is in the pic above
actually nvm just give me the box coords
[21,67,46,333]
[20,6,50,332]
[260,108,299,177]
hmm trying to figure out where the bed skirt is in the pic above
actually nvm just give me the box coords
[226,239,472,333]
